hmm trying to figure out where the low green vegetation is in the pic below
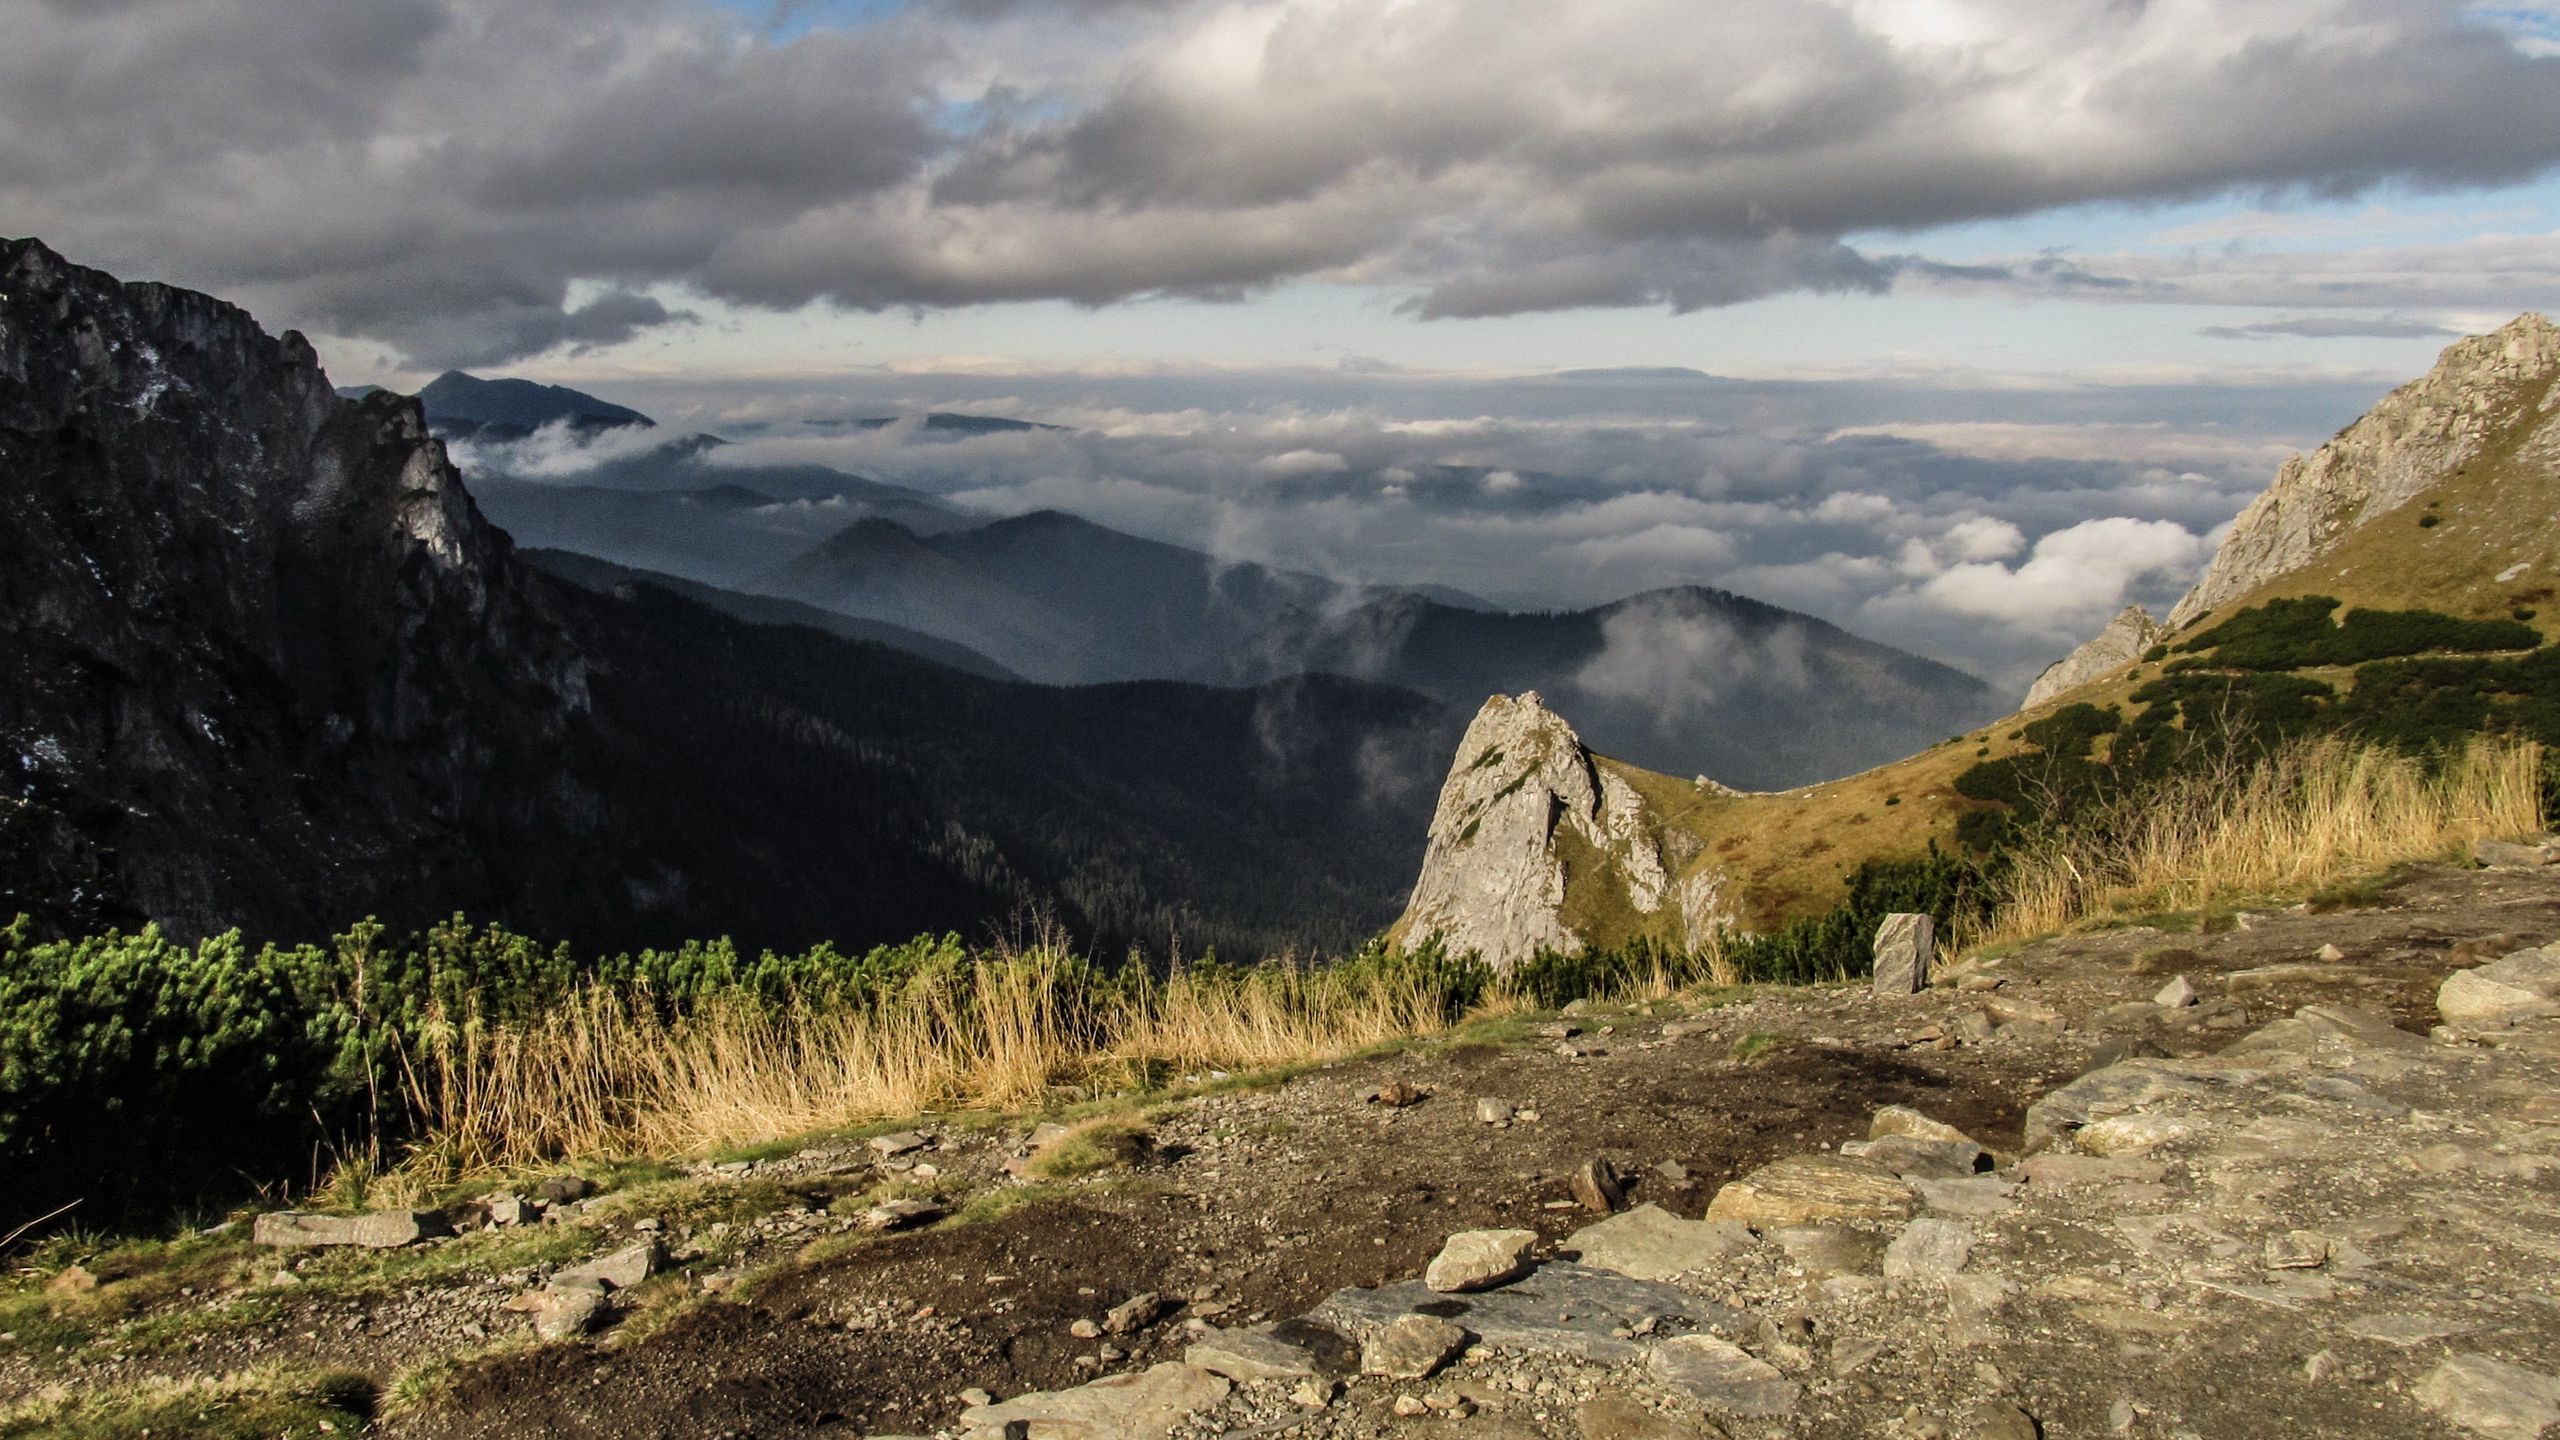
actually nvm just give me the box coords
[2170,595,2535,671]
[0,1368,375,1440]
[1955,596,2559,852]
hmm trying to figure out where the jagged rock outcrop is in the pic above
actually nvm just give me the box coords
[1398,692,1730,970]
[2022,604,2164,708]
[1,236,595,937]
[2166,313,2560,629]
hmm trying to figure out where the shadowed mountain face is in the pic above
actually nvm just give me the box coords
[762,510,1359,685]
[0,238,1452,959]
[1217,588,2004,791]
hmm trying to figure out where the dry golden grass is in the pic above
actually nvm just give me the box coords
[387,944,1476,1179]
[1973,734,2544,950]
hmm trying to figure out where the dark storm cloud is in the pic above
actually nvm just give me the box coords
[7,0,2558,363]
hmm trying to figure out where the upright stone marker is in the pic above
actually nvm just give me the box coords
[1871,913,1934,996]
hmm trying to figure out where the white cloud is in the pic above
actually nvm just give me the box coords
[10,0,2560,362]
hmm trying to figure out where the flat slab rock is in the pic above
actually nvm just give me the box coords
[1311,1261,1736,1364]
[1647,1333,1800,1417]
[958,1361,1229,1440]
[1184,1319,1355,1381]
[1704,1154,1914,1228]
[1565,1203,1753,1282]
[253,1209,446,1249]
[2021,1059,2257,1149]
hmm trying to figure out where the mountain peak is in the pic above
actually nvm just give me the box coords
[417,370,654,434]
[2166,311,2560,630]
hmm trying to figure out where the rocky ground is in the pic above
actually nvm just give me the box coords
[8,860,2560,1439]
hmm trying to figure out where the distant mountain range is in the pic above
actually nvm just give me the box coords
[1216,587,2000,791]
[413,372,1997,785]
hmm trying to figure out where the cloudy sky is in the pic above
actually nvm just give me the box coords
[11,0,2560,691]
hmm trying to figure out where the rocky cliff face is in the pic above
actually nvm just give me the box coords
[1398,693,1732,970]
[2021,605,2164,709]
[2166,313,2560,629]
[0,237,596,938]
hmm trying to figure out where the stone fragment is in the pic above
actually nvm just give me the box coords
[1771,1225,1883,1276]
[252,1209,446,1249]
[535,1174,592,1204]
[1361,1313,1471,1378]
[1882,1218,1974,1281]
[1870,1105,1974,1146]
[1370,1081,1428,1108]
[553,1239,660,1292]
[485,1193,538,1227]
[1872,913,1935,996]
[1952,1009,1999,1044]
[1646,1335,1799,1418]
[1476,1098,1517,1125]
[2074,1114,2192,1157]
[2315,943,2347,962]
[2263,1231,2331,1270]
[1185,1321,1351,1381]
[1706,1154,1913,1228]
[868,1130,928,1156]
[1573,1157,1626,1214]
[2416,1354,2560,1440]
[1841,1135,1988,1179]
[1315,1263,1722,1365]
[2440,970,2560,1028]
[2153,976,2197,1008]
[1566,1204,1753,1281]
[529,1285,608,1341]
[1105,1292,1171,1334]
[862,1198,946,1232]
[1426,1229,1537,1293]
[1069,1318,1102,1339]
[1987,995,2061,1027]
[959,1362,1230,1440]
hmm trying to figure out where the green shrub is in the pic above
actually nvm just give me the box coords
[2174,595,2536,671]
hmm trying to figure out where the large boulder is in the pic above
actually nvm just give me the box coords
[1871,914,1935,996]
[2439,948,2560,1029]
[1396,693,1732,970]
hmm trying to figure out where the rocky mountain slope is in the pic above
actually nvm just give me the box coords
[760,509,1359,687]
[14,860,2558,1439]
[0,237,1452,958]
[2021,604,2164,709]
[2167,313,2560,630]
